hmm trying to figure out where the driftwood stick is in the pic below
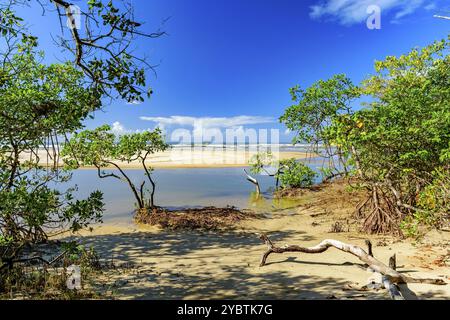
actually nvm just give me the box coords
[0,250,68,273]
[244,169,260,195]
[258,234,446,286]
[12,250,67,266]
[389,254,397,270]
[380,253,403,299]
[365,240,373,257]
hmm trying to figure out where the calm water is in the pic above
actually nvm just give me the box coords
[61,158,326,224]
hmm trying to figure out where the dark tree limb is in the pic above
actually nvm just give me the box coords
[389,254,397,270]
[365,239,373,257]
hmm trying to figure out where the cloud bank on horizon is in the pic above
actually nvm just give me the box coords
[140,115,276,131]
[309,0,437,25]
[111,115,279,139]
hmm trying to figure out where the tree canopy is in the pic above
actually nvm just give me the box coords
[281,36,450,236]
[0,38,104,243]
[62,125,169,210]
[0,0,165,102]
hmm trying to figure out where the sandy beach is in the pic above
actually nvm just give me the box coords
[67,181,450,300]
[20,148,313,169]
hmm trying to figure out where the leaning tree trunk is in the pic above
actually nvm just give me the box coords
[244,169,260,195]
[259,234,446,299]
[101,162,144,209]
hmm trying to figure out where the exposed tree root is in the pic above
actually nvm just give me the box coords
[258,234,446,299]
[357,186,403,236]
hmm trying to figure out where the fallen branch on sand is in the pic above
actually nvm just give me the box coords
[258,234,446,299]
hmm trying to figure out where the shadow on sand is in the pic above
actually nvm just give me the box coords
[71,230,402,300]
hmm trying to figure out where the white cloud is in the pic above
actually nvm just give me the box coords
[110,121,161,136]
[394,0,424,19]
[126,100,142,105]
[424,2,436,10]
[309,0,429,25]
[111,121,127,135]
[139,115,275,133]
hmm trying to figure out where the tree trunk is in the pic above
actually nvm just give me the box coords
[142,160,156,208]
[104,161,144,209]
[244,169,260,195]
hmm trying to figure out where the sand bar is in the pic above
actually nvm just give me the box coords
[20,148,315,169]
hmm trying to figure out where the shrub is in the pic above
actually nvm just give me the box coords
[277,159,316,189]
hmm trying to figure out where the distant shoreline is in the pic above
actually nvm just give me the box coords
[20,150,316,169]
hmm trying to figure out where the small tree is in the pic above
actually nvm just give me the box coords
[277,159,316,189]
[280,74,360,180]
[62,125,169,211]
[245,152,316,193]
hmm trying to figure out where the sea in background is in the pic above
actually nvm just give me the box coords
[166,143,317,153]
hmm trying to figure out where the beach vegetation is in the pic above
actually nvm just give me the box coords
[280,74,360,181]
[281,37,450,236]
[276,159,316,189]
[247,152,316,190]
[62,125,169,210]
[0,0,160,297]
[0,37,104,244]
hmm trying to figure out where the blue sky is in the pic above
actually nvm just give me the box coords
[11,0,450,142]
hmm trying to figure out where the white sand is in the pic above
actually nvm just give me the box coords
[20,148,313,168]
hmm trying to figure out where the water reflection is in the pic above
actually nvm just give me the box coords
[247,191,304,217]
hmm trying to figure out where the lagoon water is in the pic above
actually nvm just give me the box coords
[63,158,326,225]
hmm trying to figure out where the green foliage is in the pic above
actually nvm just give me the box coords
[0,178,103,241]
[248,152,276,175]
[62,125,168,168]
[404,166,450,237]
[247,152,316,190]
[0,7,23,37]
[277,159,316,189]
[280,74,360,178]
[0,0,162,296]
[417,168,450,215]
[62,125,169,209]
[281,74,359,145]
[348,37,449,185]
[0,38,100,140]
[2,0,161,103]
[282,36,450,235]
[0,38,104,243]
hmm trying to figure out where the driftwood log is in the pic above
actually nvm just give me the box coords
[259,234,446,299]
